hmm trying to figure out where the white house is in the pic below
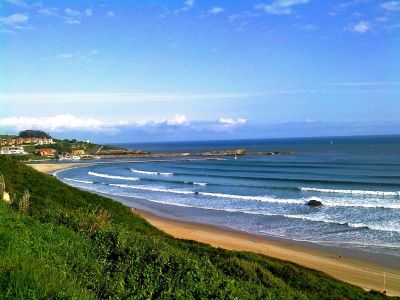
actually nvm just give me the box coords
[0,146,28,155]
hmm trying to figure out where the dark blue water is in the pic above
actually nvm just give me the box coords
[56,135,400,256]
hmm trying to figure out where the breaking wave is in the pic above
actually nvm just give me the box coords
[281,214,400,233]
[109,184,193,195]
[64,178,94,184]
[91,185,400,234]
[88,171,140,181]
[131,169,173,176]
[109,183,304,205]
[300,187,400,197]
[184,181,208,186]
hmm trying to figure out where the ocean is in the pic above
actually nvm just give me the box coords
[56,135,400,257]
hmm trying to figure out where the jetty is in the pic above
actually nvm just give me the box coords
[94,149,292,159]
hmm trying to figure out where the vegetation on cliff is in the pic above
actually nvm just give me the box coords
[0,156,389,299]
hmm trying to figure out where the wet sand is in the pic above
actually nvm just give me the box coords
[31,162,400,296]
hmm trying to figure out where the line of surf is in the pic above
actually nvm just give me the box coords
[300,187,400,197]
[88,171,140,181]
[64,178,94,184]
[85,185,400,234]
[65,177,400,209]
[60,180,400,234]
[153,171,399,187]
[131,169,173,176]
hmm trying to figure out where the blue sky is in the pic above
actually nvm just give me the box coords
[0,0,399,142]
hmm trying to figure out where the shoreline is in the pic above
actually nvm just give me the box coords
[28,162,91,173]
[29,162,400,295]
[133,207,400,295]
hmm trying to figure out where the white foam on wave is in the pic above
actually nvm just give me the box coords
[300,187,399,197]
[200,192,304,205]
[347,222,400,233]
[284,214,400,233]
[64,178,94,184]
[105,183,400,209]
[283,213,344,224]
[304,196,400,209]
[131,169,173,176]
[109,183,194,195]
[88,171,140,181]
[63,180,400,234]
[110,183,304,205]
[184,181,208,186]
[319,199,400,210]
[84,184,400,234]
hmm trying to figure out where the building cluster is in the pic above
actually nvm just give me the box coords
[0,137,54,146]
[0,137,55,156]
[0,146,28,155]
[34,148,55,157]
[0,136,91,159]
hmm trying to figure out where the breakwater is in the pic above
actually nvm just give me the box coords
[96,149,291,159]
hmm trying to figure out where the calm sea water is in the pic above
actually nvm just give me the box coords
[56,135,400,256]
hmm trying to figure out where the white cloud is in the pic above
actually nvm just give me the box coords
[184,0,195,8]
[1,92,261,104]
[165,114,188,125]
[0,13,29,25]
[65,8,80,17]
[349,21,371,33]
[57,53,73,59]
[381,1,400,11]
[0,115,107,131]
[328,81,400,87]
[84,9,93,17]
[4,0,29,7]
[296,24,317,31]
[63,8,83,25]
[257,0,309,15]
[219,117,247,126]
[0,114,194,132]
[175,0,195,13]
[65,18,81,25]
[209,7,224,15]
[136,114,189,127]
[37,7,59,17]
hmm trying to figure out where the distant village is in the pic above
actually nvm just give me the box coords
[0,137,54,156]
[0,130,129,160]
[0,130,285,161]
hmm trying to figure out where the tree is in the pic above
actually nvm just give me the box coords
[18,130,51,138]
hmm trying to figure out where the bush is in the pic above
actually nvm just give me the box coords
[18,190,30,214]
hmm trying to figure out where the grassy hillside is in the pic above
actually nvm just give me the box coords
[0,156,390,299]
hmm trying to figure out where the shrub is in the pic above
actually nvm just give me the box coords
[0,174,4,197]
[18,190,30,214]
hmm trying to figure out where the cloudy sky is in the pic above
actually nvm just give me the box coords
[1,0,399,142]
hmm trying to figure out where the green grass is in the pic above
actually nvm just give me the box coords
[0,156,392,299]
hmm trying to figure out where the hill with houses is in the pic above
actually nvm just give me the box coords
[0,130,130,160]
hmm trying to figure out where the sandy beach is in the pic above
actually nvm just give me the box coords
[31,162,400,296]
[28,163,90,173]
